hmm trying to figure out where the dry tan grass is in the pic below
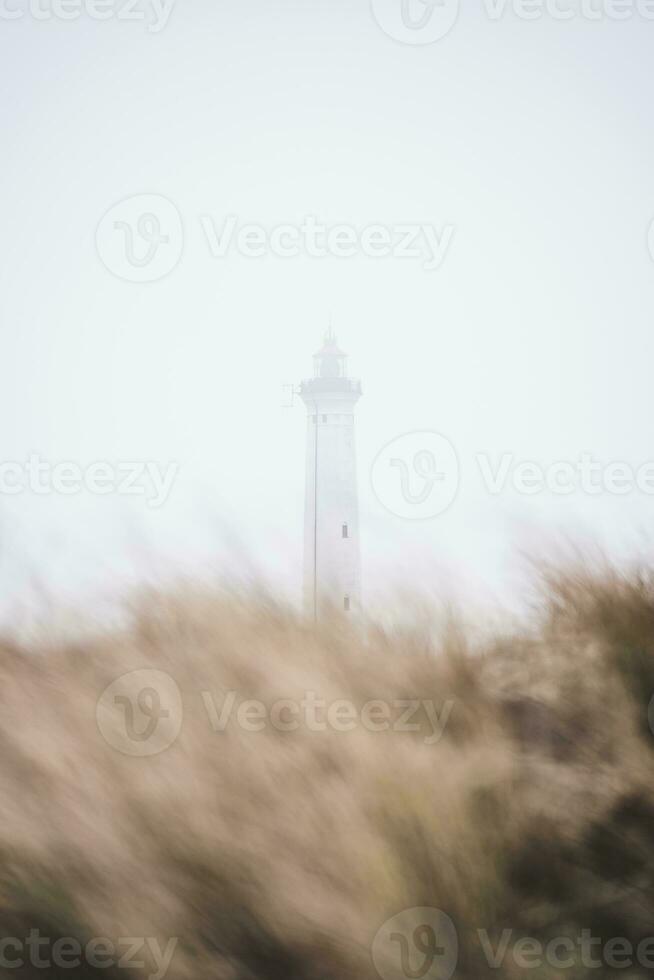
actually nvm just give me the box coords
[1,565,654,978]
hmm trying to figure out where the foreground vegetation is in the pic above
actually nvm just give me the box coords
[2,563,654,978]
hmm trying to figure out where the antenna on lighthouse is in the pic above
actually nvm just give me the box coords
[281,384,299,409]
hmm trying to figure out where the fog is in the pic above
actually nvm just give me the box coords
[1,0,654,614]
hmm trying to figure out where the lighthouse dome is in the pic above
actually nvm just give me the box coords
[313,330,347,379]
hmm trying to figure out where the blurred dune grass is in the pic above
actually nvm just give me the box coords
[1,562,654,978]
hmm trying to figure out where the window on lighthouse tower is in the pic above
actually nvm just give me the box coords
[342,524,349,538]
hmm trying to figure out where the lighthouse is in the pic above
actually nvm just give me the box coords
[300,330,362,619]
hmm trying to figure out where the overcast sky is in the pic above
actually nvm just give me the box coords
[1,0,654,616]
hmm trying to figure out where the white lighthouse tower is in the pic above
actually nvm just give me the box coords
[300,330,362,620]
